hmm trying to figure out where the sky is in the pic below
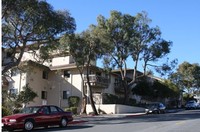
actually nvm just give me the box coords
[47,0,200,74]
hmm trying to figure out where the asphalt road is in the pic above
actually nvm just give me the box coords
[3,109,200,132]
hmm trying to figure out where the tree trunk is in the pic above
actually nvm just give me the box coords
[87,80,98,115]
[133,54,139,82]
[80,95,87,114]
[80,75,87,115]
[86,64,98,115]
[122,80,129,104]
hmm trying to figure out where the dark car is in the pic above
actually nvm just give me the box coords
[145,102,166,114]
[2,105,73,131]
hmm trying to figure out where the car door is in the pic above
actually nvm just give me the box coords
[49,106,61,125]
[34,106,51,127]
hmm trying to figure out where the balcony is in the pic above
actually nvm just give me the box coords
[84,74,109,88]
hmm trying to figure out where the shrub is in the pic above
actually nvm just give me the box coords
[102,93,119,104]
[2,106,12,117]
[64,107,77,114]
[68,96,80,107]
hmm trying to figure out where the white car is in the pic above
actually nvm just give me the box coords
[185,100,198,109]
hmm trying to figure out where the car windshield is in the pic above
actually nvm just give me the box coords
[187,101,196,104]
[146,104,158,108]
[22,106,41,114]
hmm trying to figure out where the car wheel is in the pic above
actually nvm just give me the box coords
[24,119,34,131]
[60,118,68,127]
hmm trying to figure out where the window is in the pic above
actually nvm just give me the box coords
[41,91,47,99]
[42,71,48,79]
[50,106,58,113]
[63,91,68,99]
[9,88,18,95]
[11,69,18,77]
[40,106,49,114]
[63,70,70,78]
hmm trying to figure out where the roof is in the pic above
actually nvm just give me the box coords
[19,60,50,71]
[50,63,107,73]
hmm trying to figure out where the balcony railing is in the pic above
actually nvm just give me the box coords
[84,74,109,88]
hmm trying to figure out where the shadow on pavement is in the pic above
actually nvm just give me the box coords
[3,125,93,132]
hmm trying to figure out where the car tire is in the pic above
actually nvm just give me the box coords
[24,119,34,131]
[60,118,68,127]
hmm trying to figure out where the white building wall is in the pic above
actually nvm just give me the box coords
[10,71,27,94]
[52,56,70,66]
[21,51,40,62]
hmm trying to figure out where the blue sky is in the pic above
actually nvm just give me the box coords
[47,0,200,74]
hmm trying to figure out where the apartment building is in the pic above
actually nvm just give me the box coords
[4,43,167,114]
[2,46,122,112]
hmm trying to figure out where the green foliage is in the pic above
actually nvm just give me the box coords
[2,0,76,74]
[132,78,179,99]
[64,107,77,114]
[2,106,12,117]
[132,80,153,97]
[16,83,38,105]
[169,62,200,96]
[68,96,80,107]
[102,93,119,104]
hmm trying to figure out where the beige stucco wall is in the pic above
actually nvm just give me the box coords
[47,69,83,109]
[24,66,49,106]
[86,104,145,114]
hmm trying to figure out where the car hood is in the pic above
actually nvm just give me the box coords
[3,113,34,119]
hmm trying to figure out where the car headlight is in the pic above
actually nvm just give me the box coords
[9,119,17,123]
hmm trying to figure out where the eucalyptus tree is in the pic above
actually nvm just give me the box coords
[60,26,104,115]
[129,11,151,82]
[170,62,200,98]
[2,0,76,74]
[59,34,88,114]
[142,38,172,76]
[130,11,174,81]
[93,10,135,103]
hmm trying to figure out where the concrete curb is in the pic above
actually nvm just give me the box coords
[70,112,146,125]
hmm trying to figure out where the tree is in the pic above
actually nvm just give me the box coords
[2,0,76,74]
[2,83,38,114]
[60,26,104,115]
[129,11,174,81]
[93,10,135,103]
[170,62,200,98]
[60,34,88,114]
[16,83,38,107]
[129,11,151,82]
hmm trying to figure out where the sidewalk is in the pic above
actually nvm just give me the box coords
[69,109,184,125]
[69,112,146,125]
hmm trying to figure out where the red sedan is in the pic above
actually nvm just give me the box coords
[2,105,73,131]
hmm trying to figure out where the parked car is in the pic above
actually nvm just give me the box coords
[2,105,73,131]
[185,100,198,109]
[145,102,166,114]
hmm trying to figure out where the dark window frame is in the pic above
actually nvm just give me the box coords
[63,70,70,78]
[42,71,48,79]
[41,91,47,99]
[63,91,68,99]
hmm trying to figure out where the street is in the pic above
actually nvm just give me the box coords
[3,109,200,132]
